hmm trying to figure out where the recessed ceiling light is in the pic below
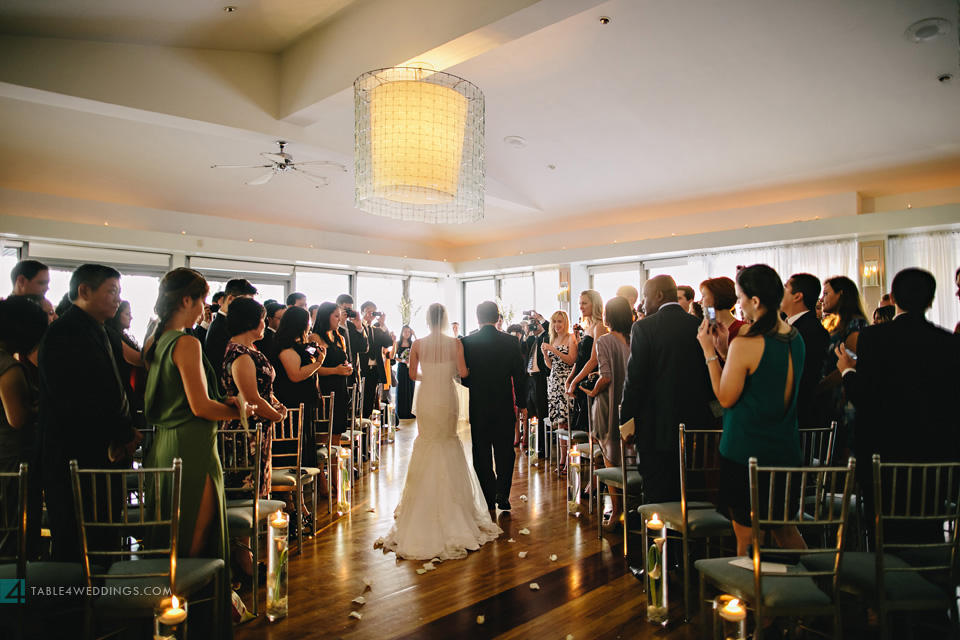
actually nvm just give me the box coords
[223,6,238,12]
[248,238,253,242]
[598,16,610,25]
[904,18,951,43]
[181,230,186,235]
[503,136,527,149]
[547,164,556,170]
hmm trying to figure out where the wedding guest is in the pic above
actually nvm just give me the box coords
[878,293,893,308]
[523,312,550,455]
[621,275,716,504]
[359,301,392,418]
[286,292,307,308]
[204,278,257,392]
[955,266,960,334]
[308,304,319,329]
[210,291,225,315]
[255,301,284,354]
[698,264,806,556]
[699,277,745,362]
[394,325,416,419]
[872,305,895,325]
[689,300,704,320]
[106,300,146,423]
[817,275,867,457]
[0,296,46,556]
[566,291,607,441]
[221,298,286,499]
[22,293,57,324]
[542,310,578,473]
[582,296,631,531]
[54,292,72,318]
[451,322,461,338]
[194,303,212,345]
[271,305,327,494]
[781,273,829,428]
[313,302,353,437]
[333,294,368,389]
[677,285,695,313]
[837,268,960,544]
[39,264,141,561]
[9,260,50,297]
[616,285,639,309]
[142,268,248,633]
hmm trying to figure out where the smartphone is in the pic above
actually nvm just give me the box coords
[304,346,317,355]
[843,346,858,361]
[706,306,717,326]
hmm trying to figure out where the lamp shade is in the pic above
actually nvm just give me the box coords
[355,67,484,223]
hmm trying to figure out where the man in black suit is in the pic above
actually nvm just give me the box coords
[255,301,284,354]
[620,275,717,505]
[781,273,830,428]
[522,312,550,456]
[336,293,369,393]
[837,268,960,542]
[204,278,257,391]
[39,264,141,561]
[462,301,527,511]
[358,300,393,418]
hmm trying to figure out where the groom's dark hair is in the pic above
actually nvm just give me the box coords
[477,300,499,325]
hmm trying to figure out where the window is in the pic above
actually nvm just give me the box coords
[204,279,287,307]
[499,275,534,326]
[534,269,560,317]
[408,277,442,338]
[462,279,496,334]
[294,269,351,307]
[1,243,21,291]
[356,273,403,330]
[644,259,707,300]
[589,264,641,306]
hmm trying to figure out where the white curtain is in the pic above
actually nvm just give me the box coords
[688,239,858,285]
[887,231,960,331]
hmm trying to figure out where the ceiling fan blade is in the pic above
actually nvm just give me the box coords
[211,163,274,170]
[245,170,277,186]
[260,152,290,164]
[292,169,329,188]
[290,160,347,172]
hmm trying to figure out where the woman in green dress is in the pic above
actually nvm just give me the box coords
[143,268,253,638]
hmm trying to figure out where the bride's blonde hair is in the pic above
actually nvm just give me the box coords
[426,303,448,333]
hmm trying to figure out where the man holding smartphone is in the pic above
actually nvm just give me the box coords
[359,300,393,418]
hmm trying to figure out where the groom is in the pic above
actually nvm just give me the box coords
[462,301,527,511]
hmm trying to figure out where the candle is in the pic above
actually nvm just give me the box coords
[270,510,288,529]
[647,513,663,530]
[158,595,187,625]
[719,598,746,622]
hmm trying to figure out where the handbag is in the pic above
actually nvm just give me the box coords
[579,372,600,393]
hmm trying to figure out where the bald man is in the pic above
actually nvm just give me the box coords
[620,275,718,505]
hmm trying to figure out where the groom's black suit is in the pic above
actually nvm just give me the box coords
[461,325,527,509]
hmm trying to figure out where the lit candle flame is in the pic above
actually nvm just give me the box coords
[171,595,179,609]
[273,510,285,525]
[650,513,661,526]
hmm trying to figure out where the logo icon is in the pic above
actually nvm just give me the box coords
[0,579,25,604]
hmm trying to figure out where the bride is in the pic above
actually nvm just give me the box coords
[381,303,502,560]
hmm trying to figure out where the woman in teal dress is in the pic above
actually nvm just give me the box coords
[143,268,252,638]
[698,264,806,557]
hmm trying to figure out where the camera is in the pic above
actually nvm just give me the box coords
[523,310,536,316]
[372,311,383,317]
[345,309,358,319]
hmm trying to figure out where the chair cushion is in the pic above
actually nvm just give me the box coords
[0,561,98,595]
[226,499,287,530]
[301,467,322,477]
[271,470,298,487]
[637,502,732,535]
[93,558,223,614]
[802,551,950,604]
[594,467,642,494]
[695,556,832,608]
[575,443,601,456]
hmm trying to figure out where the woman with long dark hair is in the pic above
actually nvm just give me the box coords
[106,300,146,424]
[394,325,416,419]
[270,306,327,492]
[143,267,252,635]
[817,275,868,457]
[697,264,806,556]
[312,302,353,437]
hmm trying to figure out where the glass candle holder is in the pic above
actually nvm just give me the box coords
[266,510,289,622]
[386,404,396,443]
[528,418,538,465]
[154,595,188,639]
[336,447,351,514]
[713,594,747,640]
[644,513,668,626]
[567,447,582,515]
[369,417,381,471]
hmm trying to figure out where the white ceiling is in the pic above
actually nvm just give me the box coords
[1,0,959,254]
[0,0,359,53]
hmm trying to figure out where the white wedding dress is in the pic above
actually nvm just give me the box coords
[382,332,502,560]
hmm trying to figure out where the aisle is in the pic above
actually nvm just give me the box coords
[234,419,699,640]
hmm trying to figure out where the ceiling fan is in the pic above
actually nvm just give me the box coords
[211,141,347,188]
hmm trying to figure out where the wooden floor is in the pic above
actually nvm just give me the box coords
[234,419,702,640]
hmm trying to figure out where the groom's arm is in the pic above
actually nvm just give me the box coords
[510,341,527,410]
